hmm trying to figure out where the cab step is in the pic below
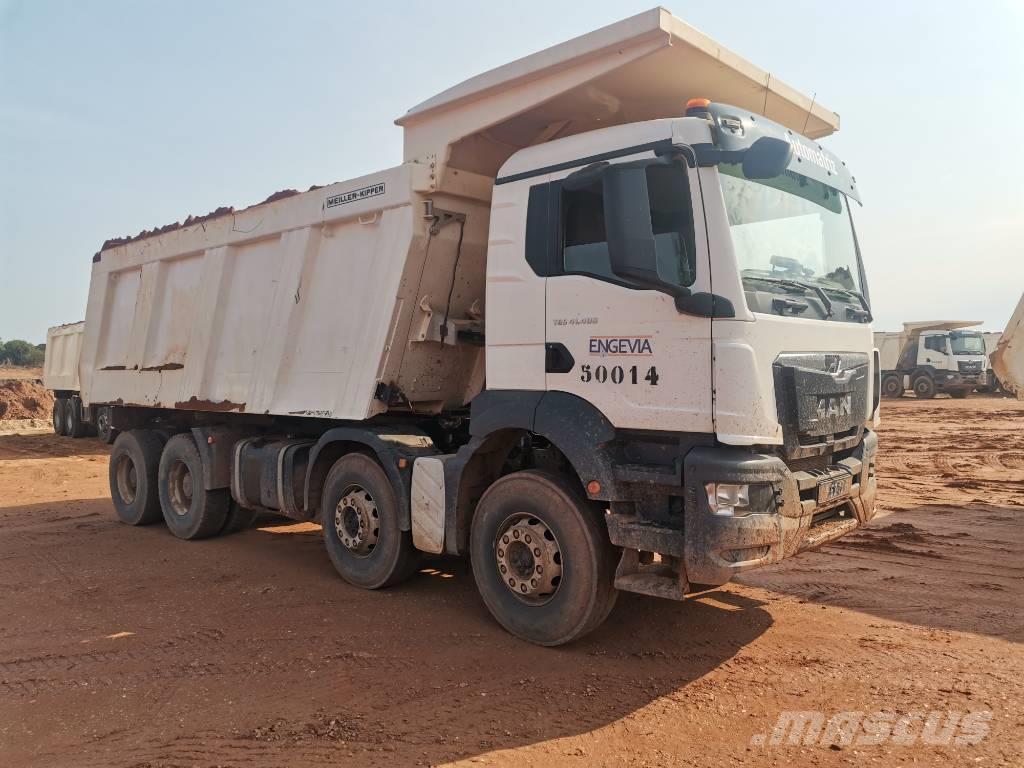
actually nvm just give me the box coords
[613,547,688,601]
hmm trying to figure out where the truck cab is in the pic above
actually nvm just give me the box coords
[879,324,987,399]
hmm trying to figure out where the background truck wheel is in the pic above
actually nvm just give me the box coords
[881,374,904,399]
[52,398,66,435]
[109,430,165,525]
[321,453,417,590]
[469,470,618,646]
[158,433,230,540]
[96,406,118,444]
[912,374,936,399]
[66,397,88,438]
[949,388,971,399]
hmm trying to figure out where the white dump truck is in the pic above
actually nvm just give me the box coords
[875,321,988,399]
[80,8,878,645]
[991,293,1024,398]
[43,321,119,441]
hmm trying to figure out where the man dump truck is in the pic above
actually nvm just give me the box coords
[80,8,878,645]
[991,293,1024,398]
[875,322,988,399]
[42,321,115,439]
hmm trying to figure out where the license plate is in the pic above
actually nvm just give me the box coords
[817,475,852,504]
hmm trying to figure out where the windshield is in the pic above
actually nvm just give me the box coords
[950,334,986,355]
[719,163,863,296]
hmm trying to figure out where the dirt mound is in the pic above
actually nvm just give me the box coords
[0,380,54,420]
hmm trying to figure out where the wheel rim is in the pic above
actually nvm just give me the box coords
[167,460,194,517]
[115,455,138,504]
[884,379,899,396]
[97,408,110,436]
[494,513,563,605]
[334,484,379,557]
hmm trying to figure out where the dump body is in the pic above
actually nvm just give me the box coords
[991,293,1024,397]
[82,166,488,418]
[43,322,85,393]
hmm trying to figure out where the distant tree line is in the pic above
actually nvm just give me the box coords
[0,340,46,367]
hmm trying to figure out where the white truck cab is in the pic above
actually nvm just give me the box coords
[877,323,987,399]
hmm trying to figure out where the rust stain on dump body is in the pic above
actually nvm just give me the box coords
[141,363,185,372]
[173,397,246,413]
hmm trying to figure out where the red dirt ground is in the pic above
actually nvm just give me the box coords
[0,396,1020,766]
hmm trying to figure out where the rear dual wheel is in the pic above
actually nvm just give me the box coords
[109,430,165,525]
[158,433,230,540]
[52,399,66,435]
[881,374,904,399]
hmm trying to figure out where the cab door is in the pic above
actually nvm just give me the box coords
[542,155,713,433]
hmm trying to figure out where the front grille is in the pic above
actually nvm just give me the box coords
[958,361,982,374]
[786,453,832,473]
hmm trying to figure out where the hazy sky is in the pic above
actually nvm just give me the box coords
[2,0,1022,342]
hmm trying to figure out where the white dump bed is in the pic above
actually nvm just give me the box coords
[991,293,1024,397]
[43,322,85,392]
[874,332,904,371]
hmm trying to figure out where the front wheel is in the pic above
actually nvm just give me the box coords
[470,470,618,646]
[321,453,418,589]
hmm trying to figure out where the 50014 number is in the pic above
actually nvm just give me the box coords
[580,365,659,386]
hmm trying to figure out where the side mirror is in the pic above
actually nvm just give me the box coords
[602,163,671,292]
[741,136,794,179]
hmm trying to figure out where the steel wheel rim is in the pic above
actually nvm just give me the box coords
[334,484,379,557]
[97,408,110,436]
[167,460,193,517]
[115,455,138,505]
[494,513,563,605]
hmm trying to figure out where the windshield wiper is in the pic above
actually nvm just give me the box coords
[745,275,834,318]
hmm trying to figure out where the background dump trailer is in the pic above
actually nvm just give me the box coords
[43,322,95,438]
[80,8,877,645]
[991,293,1024,398]
[875,321,987,399]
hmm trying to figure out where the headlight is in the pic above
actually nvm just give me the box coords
[705,483,750,516]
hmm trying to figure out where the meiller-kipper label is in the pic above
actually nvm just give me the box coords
[326,183,385,208]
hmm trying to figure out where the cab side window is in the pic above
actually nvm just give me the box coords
[924,336,946,354]
[559,163,696,288]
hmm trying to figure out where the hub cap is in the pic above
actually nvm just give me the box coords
[115,455,138,505]
[167,461,193,517]
[494,514,562,605]
[334,485,379,557]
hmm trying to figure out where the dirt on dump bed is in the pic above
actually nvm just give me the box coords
[0,378,53,420]
[0,396,1020,767]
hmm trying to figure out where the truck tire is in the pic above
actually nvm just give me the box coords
[949,388,970,399]
[109,430,165,526]
[52,398,66,435]
[911,374,936,399]
[881,374,904,399]
[321,453,418,590]
[158,433,230,540]
[469,470,618,646]
[66,397,87,438]
[96,406,118,444]
[219,501,258,535]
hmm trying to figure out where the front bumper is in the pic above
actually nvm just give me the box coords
[681,430,878,586]
[937,372,982,391]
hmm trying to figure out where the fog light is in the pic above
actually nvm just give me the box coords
[705,483,750,516]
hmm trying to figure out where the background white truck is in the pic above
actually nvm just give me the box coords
[78,8,878,645]
[875,321,988,399]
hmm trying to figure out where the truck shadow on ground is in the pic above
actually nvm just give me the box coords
[739,503,1024,643]
[0,431,110,461]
